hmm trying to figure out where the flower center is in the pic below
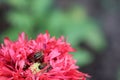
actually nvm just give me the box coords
[30,62,41,74]
[26,51,49,74]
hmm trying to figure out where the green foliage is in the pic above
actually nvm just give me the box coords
[117,68,120,80]
[7,0,29,10]
[31,0,53,18]
[8,12,33,28]
[73,49,94,66]
[1,0,106,67]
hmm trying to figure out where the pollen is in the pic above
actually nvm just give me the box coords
[30,62,41,74]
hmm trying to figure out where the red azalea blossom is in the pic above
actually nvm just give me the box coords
[0,32,88,80]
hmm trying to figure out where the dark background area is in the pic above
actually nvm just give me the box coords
[0,0,120,80]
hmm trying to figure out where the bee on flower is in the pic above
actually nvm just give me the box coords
[0,32,88,80]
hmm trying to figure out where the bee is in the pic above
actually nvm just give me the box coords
[28,51,44,63]
[38,63,52,72]
[38,63,47,69]
[27,51,53,72]
[34,52,44,63]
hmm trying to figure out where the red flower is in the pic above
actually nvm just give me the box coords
[0,32,88,80]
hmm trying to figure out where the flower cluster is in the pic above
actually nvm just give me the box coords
[0,32,88,80]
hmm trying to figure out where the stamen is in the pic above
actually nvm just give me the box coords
[30,62,41,74]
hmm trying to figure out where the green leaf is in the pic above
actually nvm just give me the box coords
[67,5,87,24]
[31,0,53,18]
[83,20,107,51]
[7,0,29,10]
[63,5,106,51]
[72,49,94,67]
[7,12,34,29]
[46,10,67,37]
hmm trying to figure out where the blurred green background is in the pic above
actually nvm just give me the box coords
[0,0,120,80]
